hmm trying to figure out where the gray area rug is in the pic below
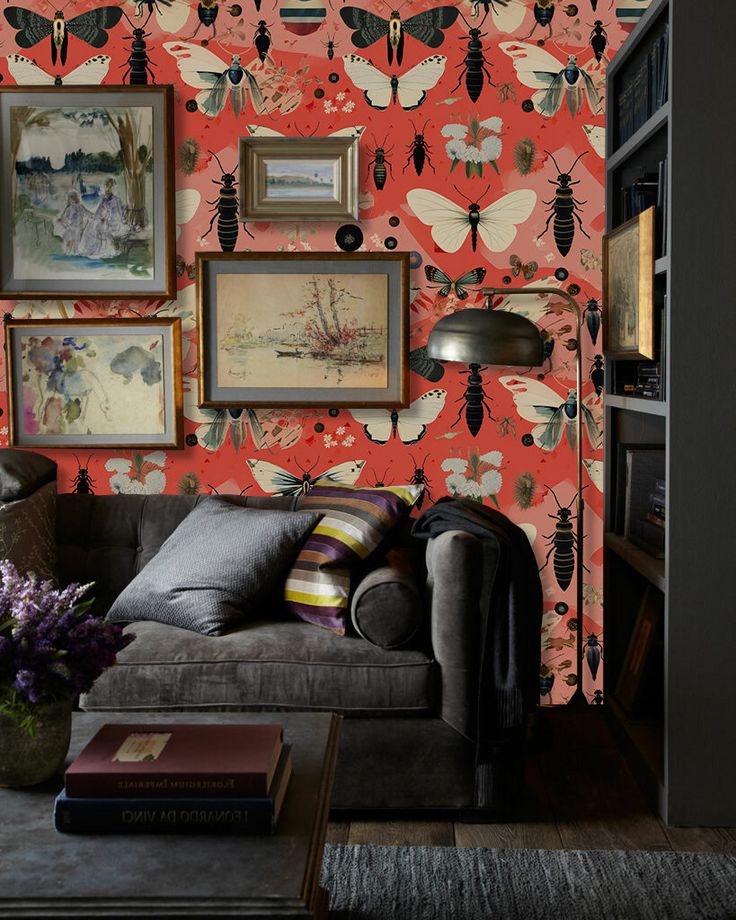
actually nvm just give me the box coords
[321,845,736,920]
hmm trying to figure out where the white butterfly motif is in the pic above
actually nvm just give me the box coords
[128,0,189,35]
[583,124,605,157]
[164,42,264,117]
[500,376,601,452]
[584,459,603,492]
[349,389,447,445]
[247,459,365,496]
[6,53,110,85]
[499,42,602,118]
[342,53,446,110]
[175,189,200,241]
[246,125,366,139]
[106,452,167,495]
[406,187,536,253]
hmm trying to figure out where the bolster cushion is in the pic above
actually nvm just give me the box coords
[351,563,423,649]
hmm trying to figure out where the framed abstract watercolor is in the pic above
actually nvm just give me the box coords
[239,136,359,221]
[5,318,183,449]
[197,252,409,408]
[0,86,176,299]
[602,206,655,359]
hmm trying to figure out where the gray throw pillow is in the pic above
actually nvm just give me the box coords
[107,501,322,636]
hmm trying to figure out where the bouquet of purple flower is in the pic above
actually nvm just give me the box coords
[0,561,134,734]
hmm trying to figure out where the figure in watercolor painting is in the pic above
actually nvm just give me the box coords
[78,178,130,259]
[55,191,91,255]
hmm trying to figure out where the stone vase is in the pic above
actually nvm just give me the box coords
[0,698,73,787]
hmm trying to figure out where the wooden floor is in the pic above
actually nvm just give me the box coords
[326,709,736,852]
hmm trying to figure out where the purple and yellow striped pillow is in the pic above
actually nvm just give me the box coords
[284,484,422,634]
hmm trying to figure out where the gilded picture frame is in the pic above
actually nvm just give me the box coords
[5,318,183,449]
[197,251,410,408]
[0,85,176,300]
[239,136,359,221]
[602,205,656,359]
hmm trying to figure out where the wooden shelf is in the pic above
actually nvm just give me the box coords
[608,103,670,172]
[605,532,666,591]
[655,256,669,275]
[606,695,665,812]
[605,394,667,416]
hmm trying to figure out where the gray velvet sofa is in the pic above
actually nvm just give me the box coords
[55,492,522,816]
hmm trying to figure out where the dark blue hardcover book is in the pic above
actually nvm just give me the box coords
[54,746,291,834]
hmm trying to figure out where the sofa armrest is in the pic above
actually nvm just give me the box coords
[424,530,486,738]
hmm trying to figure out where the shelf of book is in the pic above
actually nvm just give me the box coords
[605,394,667,417]
[605,532,665,592]
[608,102,670,173]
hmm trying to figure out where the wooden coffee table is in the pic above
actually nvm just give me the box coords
[0,711,341,918]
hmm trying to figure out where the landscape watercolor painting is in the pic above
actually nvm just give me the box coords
[263,159,337,200]
[18,332,166,438]
[215,272,389,389]
[10,104,154,282]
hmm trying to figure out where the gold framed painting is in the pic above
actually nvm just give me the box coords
[0,85,176,299]
[602,206,655,359]
[239,136,359,221]
[197,251,409,408]
[5,318,183,449]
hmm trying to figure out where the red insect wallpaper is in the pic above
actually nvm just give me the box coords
[0,0,647,704]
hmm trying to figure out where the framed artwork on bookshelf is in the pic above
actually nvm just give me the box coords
[615,586,663,715]
[603,206,656,359]
[196,251,410,408]
[0,86,176,299]
[5,318,184,449]
[239,136,359,221]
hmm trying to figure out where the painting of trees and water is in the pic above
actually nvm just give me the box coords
[216,273,389,388]
[10,105,154,281]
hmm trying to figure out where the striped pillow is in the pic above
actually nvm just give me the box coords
[284,484,422,634]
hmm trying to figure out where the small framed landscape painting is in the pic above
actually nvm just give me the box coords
[5,318,183,449]
[197,252,409,408]
[0,86,175,299]
[602,206,655,359]
[239,136,359,221]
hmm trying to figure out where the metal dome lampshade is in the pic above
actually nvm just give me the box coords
[426,285,591,709]
[426,296,544,367]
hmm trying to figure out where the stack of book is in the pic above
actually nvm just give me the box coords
[634,362,661,399]
[646,479,666,530]
[54,723,291,835]
[620,173,659,223]
[617,24,669,145]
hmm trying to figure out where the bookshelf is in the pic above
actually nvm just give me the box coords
[604,0,736,826]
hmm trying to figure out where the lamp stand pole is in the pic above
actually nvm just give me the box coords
[483,287,588,708]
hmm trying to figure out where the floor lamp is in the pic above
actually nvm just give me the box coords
[426,286,589,708]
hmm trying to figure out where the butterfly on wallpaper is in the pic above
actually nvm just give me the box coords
[424,265,487,300]
[348,390,447,445]
[509,254,538,281]
[499,42,602,118]
[499,376,601,452]
[5,52,110,85]
[175,189,200,240]
[342,53,447,111]
[406,186,537,253]
[130,0,189,35]
[583,459,603,492]
[3,6,123,67]
[106,452,167,496]
[164,42,264,117]
[467,0,526,33]
[339,6,459,66]
[246,459,365,496]
[583,124,605,158]
[580,248,603,272]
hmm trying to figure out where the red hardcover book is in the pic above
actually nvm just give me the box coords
[65,723,283,798]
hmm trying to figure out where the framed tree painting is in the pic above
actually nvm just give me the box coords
[602,205,655,359]
[0,86,176,299]
[197,252,409,408]
[5,318,183,448]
